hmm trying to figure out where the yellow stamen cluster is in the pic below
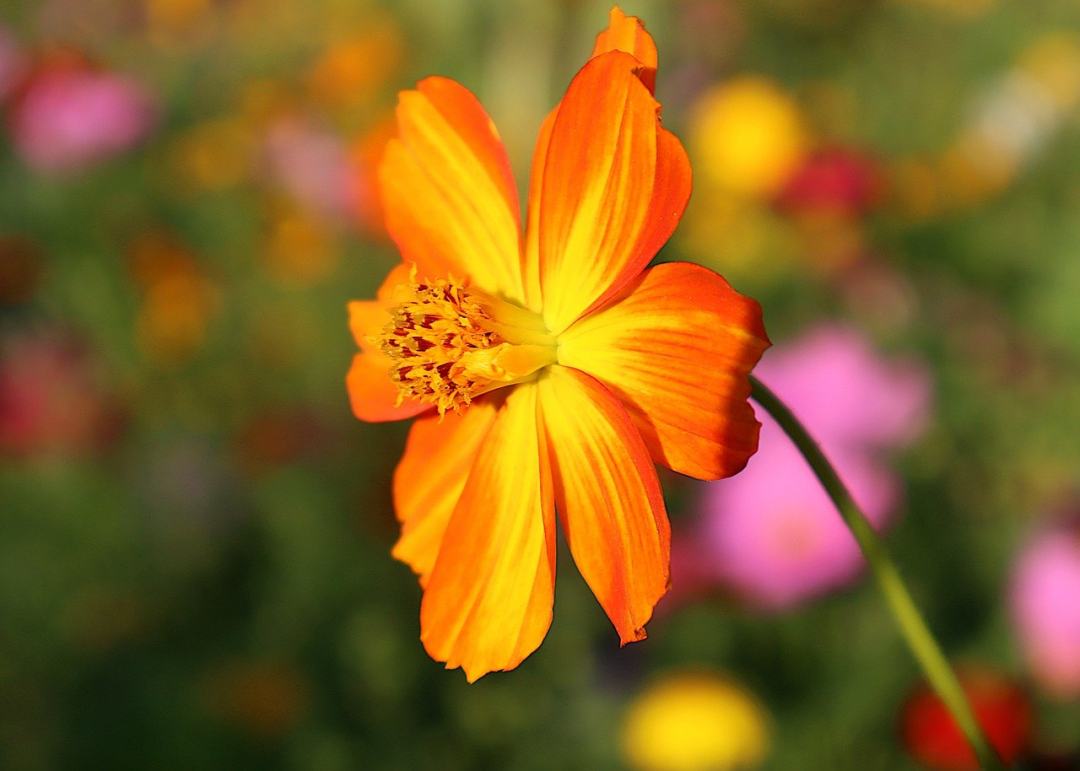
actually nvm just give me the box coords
[380,276,502,414]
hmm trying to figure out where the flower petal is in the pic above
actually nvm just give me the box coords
[346,352,429,423]
[535,51,690,333]
[391,398,500,586]
[522,107,556,312]
[346,264,430,423]
[347,262,412,348]
[379,77,524,301]
[592,6,658,93]
[522,8,660,312]
[558,262,769,479]
[420,384,556,682]
[537,365,669,644]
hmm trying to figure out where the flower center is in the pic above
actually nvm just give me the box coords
[378,270,556,415]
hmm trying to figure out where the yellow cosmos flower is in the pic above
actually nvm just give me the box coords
[346,7,770,681]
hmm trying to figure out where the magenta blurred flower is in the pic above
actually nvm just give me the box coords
[8,63,154,173]
[674,325,931,609]
[262,117,359,222]
[1010,520,1080,698]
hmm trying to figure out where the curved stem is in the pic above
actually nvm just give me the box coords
[749,375,1005,771]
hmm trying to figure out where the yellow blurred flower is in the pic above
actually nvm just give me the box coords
[622,671,770,771]
[689,76,808,199]
[1018,34,1080,111]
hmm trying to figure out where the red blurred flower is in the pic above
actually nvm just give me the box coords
[0,329,121,457]
[775,147,882,216]
[900,669,1033,770]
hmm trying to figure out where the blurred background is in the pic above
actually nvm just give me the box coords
[1,0,1079,769]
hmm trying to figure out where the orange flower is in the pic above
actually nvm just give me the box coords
[346,7,770,681]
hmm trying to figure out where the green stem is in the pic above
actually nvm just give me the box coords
[749,375,1005,771]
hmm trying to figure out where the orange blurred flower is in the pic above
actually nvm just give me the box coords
[345,7,769,681]
[307,17,403,110]
[128,231,219,365]
[261,202,339,286]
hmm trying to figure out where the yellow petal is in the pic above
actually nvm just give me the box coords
[522,107,556,312]
[420,384,556,681]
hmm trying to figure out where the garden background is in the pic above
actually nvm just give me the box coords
[2,0,1079,769]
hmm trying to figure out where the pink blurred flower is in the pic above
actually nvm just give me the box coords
[693,435,898,609]
[8,63,154,173]
[755,325,931,452]
[674,324,931,610]
[1010,520,1080,698]
[262,117,359,222]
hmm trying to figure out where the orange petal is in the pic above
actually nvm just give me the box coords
[592,6,658,93]
[524,126,687,318]
[523,8,660,311]
[537,365,669,645]
[378,77,525,301]
[347,263,412,349]
[346,352,429,423]
[391,398,500,586]
[534,51,690,333]
[346,264,431,422]
[590,126,692,324]
[420,384,556,682]
[558,262,769,480]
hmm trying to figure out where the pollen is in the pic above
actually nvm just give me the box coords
[378,270,556,415]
